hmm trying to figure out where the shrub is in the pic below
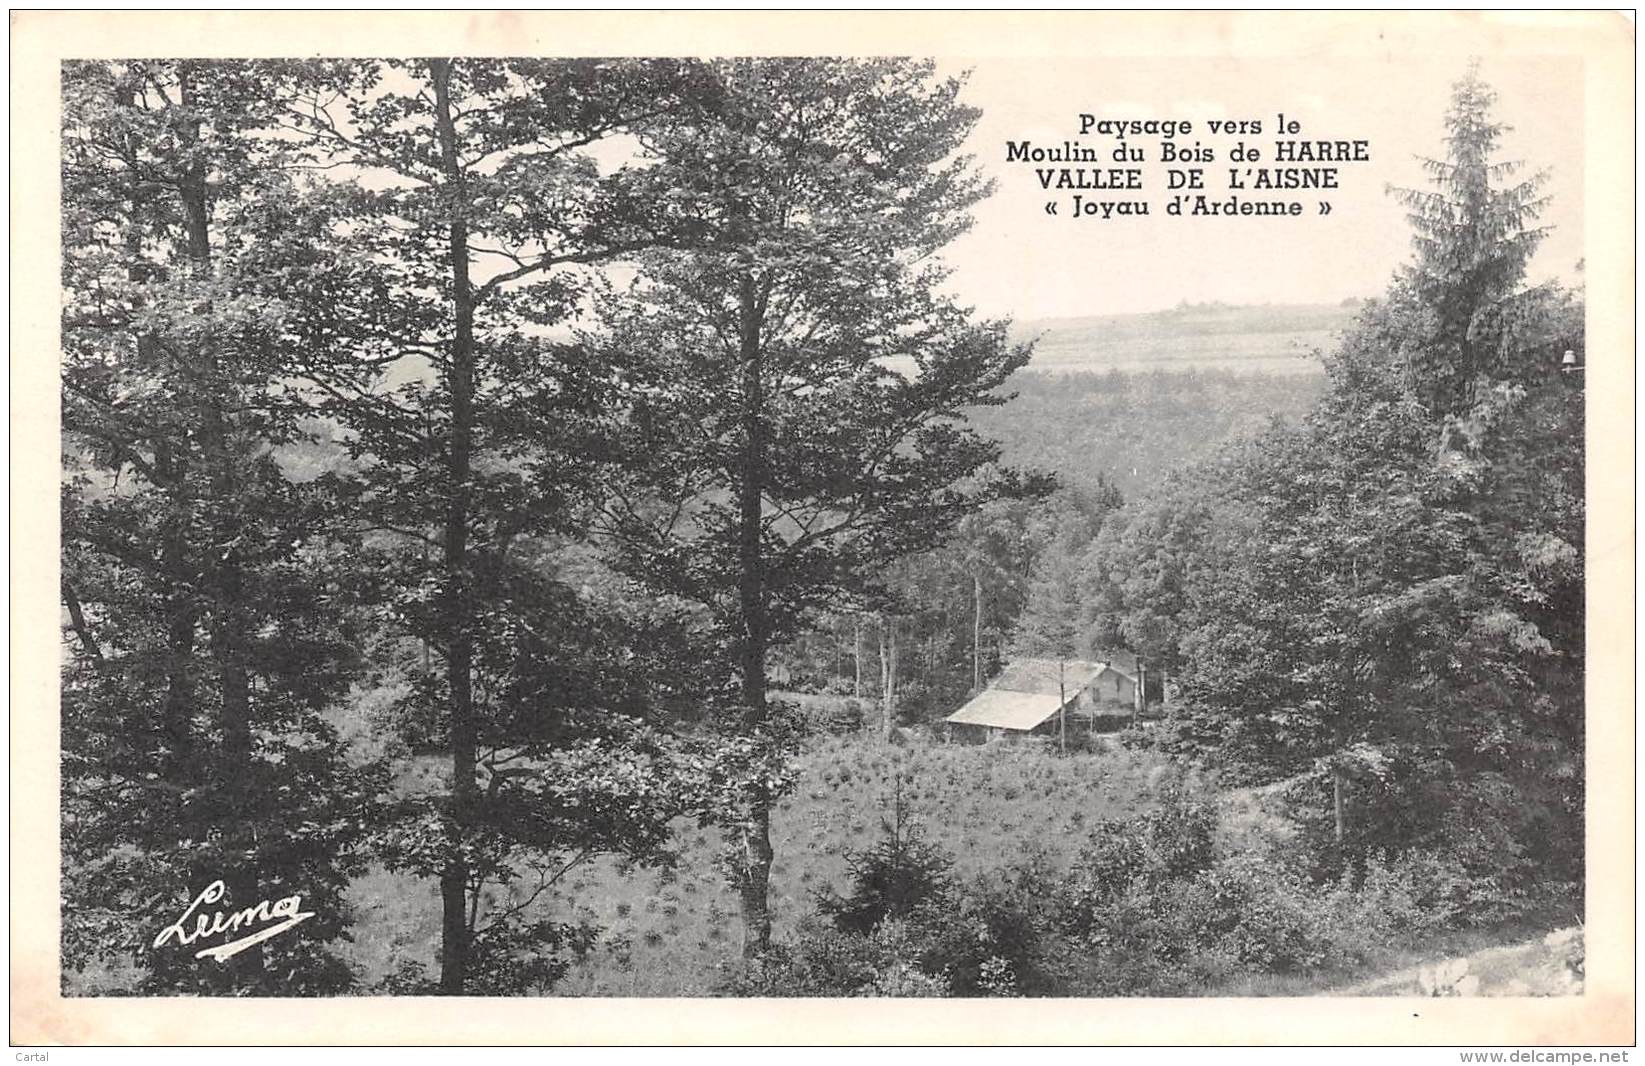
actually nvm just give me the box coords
[723,744,1538,999]
[717,917,888,996]
[1050,788,1437,993]
[907,862,1068,996]
[815,783,952,936]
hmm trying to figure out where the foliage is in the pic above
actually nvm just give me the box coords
[269,57,726,992]
[339,732,1180,994]
[714,769,1531,998]
[727,771,1061,997]
[815,777,953,935]
[1390,61,1555,418]
[580,57,1036,952]
[1075,66,1583,907]
[60,58,389,994]
[59,56,1584,1002]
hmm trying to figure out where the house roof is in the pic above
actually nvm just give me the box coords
[990,658,1108,695]
[944,688,1065,731]
[1099,650,1140,679]
[944,655,1140,731]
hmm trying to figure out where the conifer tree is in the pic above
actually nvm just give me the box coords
[1390,61,1553,416]
[585,58,1031,955]
[1126,66,1585,890]
[280,57,714,993]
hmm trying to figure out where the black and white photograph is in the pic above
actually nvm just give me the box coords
[11,8,1635,1048]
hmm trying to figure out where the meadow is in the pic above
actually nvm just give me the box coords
[1009,301,1360,375]
[339,731,1192,995]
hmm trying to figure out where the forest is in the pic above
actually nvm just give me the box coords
[61,58,1585,998]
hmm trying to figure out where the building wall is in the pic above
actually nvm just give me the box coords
[1092,667,1136,705]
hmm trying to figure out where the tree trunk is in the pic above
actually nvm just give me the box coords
[734,273,774,958]
[853,614,863,699]
[1134,658,1145,727]
[1332,765,1346,848]
[431,57,479,993]
[178,64,263,987]
[972,573,982,691]
[116,74,196,781]
[61,580,103,661]
[879,616,899,741]
[159,490,197,780]
[1057,659,1066,755]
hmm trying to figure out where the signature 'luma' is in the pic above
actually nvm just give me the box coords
[152,880,315,963]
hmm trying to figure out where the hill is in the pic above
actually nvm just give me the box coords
[971,366,1326,494]
[338,731,1184,995]
[1009,301,1361,376]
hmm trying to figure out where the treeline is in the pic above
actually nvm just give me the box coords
[773,367,1326,723]
[59,58,1035,995]
[771,361,1332,734]
[774,478,1121,728]
[969,367,1324,493]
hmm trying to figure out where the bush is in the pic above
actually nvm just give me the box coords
[718,916,947,997]
[906,861,1066,996]
[815,782,952,935]
[730,771,1530,998]
[1279,762,1579,929]
[1049,787,1461,993]
[782,694,866,735]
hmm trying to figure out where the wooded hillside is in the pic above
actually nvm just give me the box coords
[59,59,1585,1001]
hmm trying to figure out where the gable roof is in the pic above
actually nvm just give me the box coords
[944,688,1064,731]
[1097,650,1140,679]
[943,655,1140,731]
[990,658,1107,695]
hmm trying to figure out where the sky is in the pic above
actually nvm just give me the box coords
[934,55,1585,322]
[335,55,1586,329]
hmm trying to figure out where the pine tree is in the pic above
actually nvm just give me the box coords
[1389,61,1553,417]
[1122,67,1585,895]
[279,58,715,993]
[585,58,1031,955]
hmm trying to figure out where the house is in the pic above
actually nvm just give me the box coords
[944,656,1139,740]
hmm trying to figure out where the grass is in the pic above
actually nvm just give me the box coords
[338,727,1576,998]
[337,730,1185,995]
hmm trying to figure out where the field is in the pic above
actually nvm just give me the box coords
[339,731,1192,995]
[1011,301,1360,375]
[334,722,1572,1000]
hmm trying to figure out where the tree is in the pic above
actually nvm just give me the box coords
[1010,546,1084,751]
[954,489,1064,692]
[279,57,715,993]
[1389,60,1553,419]
[1106,66,1584,896]
[1008,482,1125,746]
[816,774,952,935]
[60,59,383,993]
[585,58,1031,955]
[761,483,1054,730]
[1083,467,1227,698]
